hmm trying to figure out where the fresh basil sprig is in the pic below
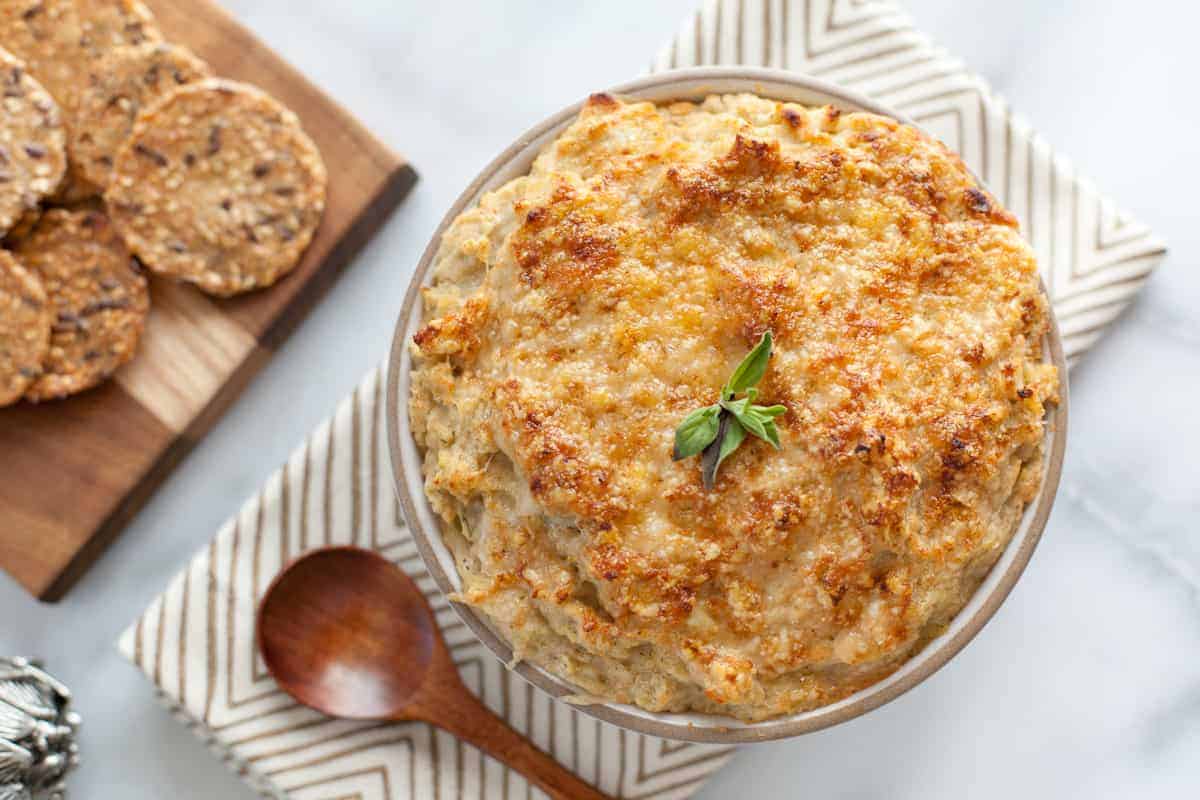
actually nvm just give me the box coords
[672,332,786,489]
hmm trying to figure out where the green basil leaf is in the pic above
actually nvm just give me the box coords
[723,331,773,395]
[717,415,746,466]
[673,404,721,461]
[729,404,769,442]
[720,396,750,417]
[701,412,746,490]
[758,419,781,450]
[674,330,787,490]
[727,404,783,450]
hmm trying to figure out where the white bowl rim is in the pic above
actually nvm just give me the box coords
[386,66,1069,744]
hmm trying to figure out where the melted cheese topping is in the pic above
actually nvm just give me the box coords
[409,93,1058,721]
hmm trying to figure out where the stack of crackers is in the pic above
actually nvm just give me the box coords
[0,0,327,406]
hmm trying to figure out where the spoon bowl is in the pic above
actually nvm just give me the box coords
[257,547,436,720]
[256,546,610,800]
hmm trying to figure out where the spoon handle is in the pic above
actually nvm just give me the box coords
[427,689,613,800]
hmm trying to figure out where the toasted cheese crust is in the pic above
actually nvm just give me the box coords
[410,93,1058,721]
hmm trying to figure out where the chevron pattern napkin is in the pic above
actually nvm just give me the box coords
[119,2,1166,798]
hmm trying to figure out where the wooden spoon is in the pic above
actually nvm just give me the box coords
[257,546,611,800]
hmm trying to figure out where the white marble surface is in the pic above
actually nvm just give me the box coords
[2,1,1198,797]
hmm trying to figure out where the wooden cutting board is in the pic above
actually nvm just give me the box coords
[0,0,417,601]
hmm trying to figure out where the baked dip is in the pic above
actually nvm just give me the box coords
[409,93,1058,721]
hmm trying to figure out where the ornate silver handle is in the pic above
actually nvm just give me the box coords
[0,658,79,800]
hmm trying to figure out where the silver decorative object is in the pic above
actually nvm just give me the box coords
[0,658,79,800]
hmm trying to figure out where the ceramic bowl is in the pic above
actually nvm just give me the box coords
[387,66,1069,743]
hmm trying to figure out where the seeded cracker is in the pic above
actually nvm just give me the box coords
[0,0,162,116]
[0,47,67,236]
[70,41,213,189]
[50,169,101,203]
[2,206,41,246]
[106,78,327,296]
[0,250,52,406]
[16,208,148,401]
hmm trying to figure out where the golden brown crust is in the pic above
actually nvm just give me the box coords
[16,207,148,400]
[0,249,52,405]
[410,94,1059,720]
[0,46,67,234]
[105,78,327,296]
[70,41,213,189]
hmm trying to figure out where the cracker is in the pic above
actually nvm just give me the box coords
[15,207,148,401]
[0,0,161,115]
[70,41,213,189]
[106,78,327,296]
[0,249,52,406]
[0,47,67,235]
[50,170,101,203]
[2,205,41,246]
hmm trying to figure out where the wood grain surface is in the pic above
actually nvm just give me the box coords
[0,0,417,601]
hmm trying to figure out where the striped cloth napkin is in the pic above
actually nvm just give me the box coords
[118,2,1166,798]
